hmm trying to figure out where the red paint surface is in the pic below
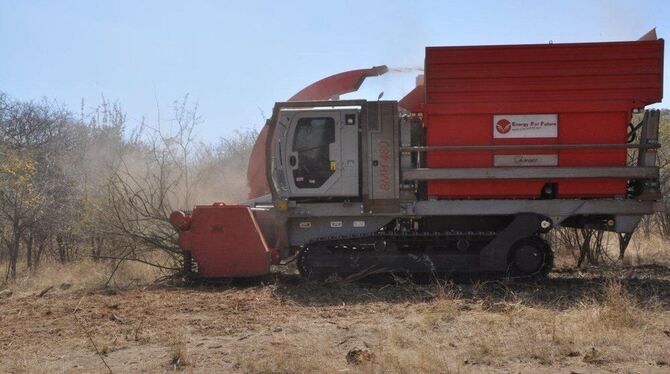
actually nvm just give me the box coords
[423,39,664,199]
[399,84,425,112]
[289,65,388,101]
[173,204,276,278]
[246,124,271,200]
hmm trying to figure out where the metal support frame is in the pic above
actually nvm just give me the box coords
[410,199,663,219]
[637,110,661,198]
[401,143,660,153]
[402,166,658,181]
[637,110,661,168]
[269,199,663,219]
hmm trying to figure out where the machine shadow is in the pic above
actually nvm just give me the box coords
[191,264,670,312]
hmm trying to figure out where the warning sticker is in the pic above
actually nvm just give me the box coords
[493,114,558,139]
[353,220,365,228]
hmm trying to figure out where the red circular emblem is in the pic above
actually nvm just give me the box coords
[496,119,512,134]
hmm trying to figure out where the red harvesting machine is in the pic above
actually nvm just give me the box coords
[171,31,665,280]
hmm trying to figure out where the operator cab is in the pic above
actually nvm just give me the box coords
[269,106,360,199]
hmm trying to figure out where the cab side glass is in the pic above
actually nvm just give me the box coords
[292,117,335,188]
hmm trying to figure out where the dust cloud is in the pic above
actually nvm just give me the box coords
[387,66,424,73]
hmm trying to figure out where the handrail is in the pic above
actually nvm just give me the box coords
[402,166,659,181]
[401,143,659,152]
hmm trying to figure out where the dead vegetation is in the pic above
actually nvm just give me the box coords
[1,259,161,297]
[0,93,258,284]
[168,332,191,370]
[1,253,669,373]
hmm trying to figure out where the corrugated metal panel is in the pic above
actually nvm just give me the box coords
[425,40,663,110]
[423,39,664,199]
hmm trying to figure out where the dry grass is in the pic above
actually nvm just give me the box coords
[368,317,465,373]
[1,259,161,295]
[238,316,466,373]
[233,277,669,372]
[460,279,669,367]
[622,234,670,266]
[168,332,191,370]
[2,351,51,374]
[244,275,667,372]
[553,232,670,268]
[1,270,668,373]
[1,237,669,372]
[239,334,341,373]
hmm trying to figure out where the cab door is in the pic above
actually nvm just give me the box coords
[274,108,359,198]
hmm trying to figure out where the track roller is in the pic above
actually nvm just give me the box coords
[507,236,553,278]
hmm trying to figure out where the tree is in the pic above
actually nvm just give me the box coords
[0,91,260,281]
[100,97,202,273]
[0,93,82,276]
[0,149,41,279]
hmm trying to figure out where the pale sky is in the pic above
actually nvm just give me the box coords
[1,0,668,140]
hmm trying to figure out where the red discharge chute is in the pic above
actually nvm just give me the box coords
[246,124,271,199]
[398,84,425,113]
[289,65,389,101]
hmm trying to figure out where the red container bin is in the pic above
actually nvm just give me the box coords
[422,39,664,199]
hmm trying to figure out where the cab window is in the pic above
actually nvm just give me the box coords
[292,117,335,188]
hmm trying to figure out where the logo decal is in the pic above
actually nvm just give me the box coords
[496,119,512,134]
[493,114,558,139]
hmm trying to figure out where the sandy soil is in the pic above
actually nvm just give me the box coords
[1,265,669,373]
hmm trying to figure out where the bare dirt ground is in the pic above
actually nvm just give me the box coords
[1,264,670,373]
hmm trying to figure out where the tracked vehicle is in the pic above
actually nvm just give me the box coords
[171,32,665,280]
